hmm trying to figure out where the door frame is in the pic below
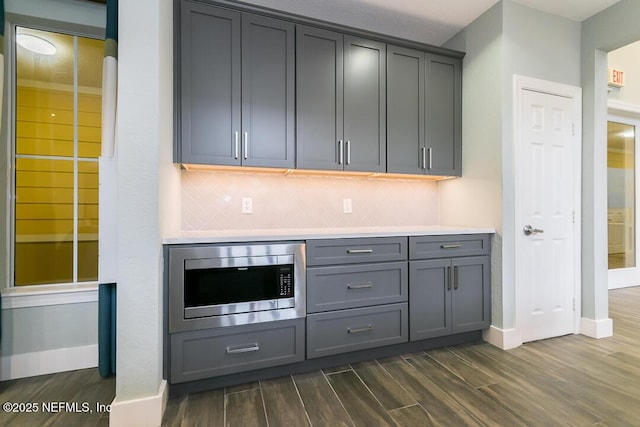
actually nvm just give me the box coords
[513,75,583,344]
[607,100,640,289]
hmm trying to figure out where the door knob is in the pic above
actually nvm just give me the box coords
[523,225,544,236]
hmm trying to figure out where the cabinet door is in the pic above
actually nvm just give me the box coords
[296,26,344,170]
[451,256,490,333]
[180,2,241,165]
[343,36,386,172]
[387,45,425,175]
[425,54,461,176]
[409,259,451,340]
[242,15,295,168]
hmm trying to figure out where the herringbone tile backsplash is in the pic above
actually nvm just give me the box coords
[181,170,438,231]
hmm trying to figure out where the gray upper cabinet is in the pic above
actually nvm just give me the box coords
[179,2,295,167]
[180,2,241,165]
[297,26,386,172]
[386,45,425,175]
[425,54,461,176]
[296,26,343,171]
[387,48,461,176]
[241,15,295,167]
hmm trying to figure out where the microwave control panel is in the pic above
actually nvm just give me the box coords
[278,266,294,297]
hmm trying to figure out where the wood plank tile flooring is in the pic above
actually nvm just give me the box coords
[2,286,640,426]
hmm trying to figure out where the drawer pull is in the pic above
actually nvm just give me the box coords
[347,325,373,334]
[441,244,462,249]
[347,283,374,290]
[226,343,260,354]
[347,249,374,254]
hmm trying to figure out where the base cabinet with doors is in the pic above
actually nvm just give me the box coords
[178,1,295,167]
[409,235,490,340]
[165,232,490,387]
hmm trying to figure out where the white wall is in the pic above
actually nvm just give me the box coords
[440,0,581,331]
[110,0,177,425]
[0,0,105,379]
[608,40,640,106]
[581,0,640,324]
[440,2,504,325]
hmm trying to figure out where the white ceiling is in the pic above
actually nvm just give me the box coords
[247,0,622,46]
[355,0,622,44]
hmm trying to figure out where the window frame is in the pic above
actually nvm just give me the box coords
[4,15,105,299]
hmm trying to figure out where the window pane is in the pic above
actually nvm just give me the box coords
[607,121,636,270]
[14,27,104,286]
[16,28,75,157]
[15,158,74,285]
[78,161,99,281]
[78,36,103,158]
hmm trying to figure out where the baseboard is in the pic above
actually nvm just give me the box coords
[109,379,168,427]
[482,325,522,350]
[580,317,614,339]
[0,344,98,381]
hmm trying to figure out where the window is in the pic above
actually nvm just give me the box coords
[13,27,104,286]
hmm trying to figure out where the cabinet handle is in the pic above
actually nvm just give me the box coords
[453,266,459,290]
[346,249,373,254]
[421,147,426,169]
[338,140,343,164]
[243,132,248,160]
[347,283,373,290]
[226,343,260,354]
[234,131,239,159]
[347,325,373,334]
[441,244,462,249]
[428,147,433,170]
[447,265,452,291]
[346,140,351,165]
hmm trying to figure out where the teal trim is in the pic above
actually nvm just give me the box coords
[0,0,4,37]
[98,283,117,377]
[106,0,117,43]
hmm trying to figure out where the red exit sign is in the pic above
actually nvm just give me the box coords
[608,68,625,87]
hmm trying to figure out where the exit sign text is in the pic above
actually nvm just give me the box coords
[608,68,625,87]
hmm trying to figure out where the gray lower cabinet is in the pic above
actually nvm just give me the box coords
[297,25,386,172]
[179,1,295,167]
[306,237,409,358]
[409,234,490,341]
[307,261,408,313]
[170,319,304,383]
[307,303,408,359]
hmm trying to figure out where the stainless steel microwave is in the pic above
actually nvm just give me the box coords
[168,242,306,333]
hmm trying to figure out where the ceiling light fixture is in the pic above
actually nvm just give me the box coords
[16,34,57,55]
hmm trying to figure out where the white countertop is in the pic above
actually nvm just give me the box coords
[163,225,495,245]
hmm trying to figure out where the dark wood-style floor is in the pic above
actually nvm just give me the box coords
[2,287,640,426]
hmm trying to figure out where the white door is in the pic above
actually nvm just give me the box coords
[516,83,580,343]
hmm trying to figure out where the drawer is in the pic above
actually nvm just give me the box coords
[170,319,304,383]
[307,262,408,313]
[306,303,408,359]
[409,234,490,260]
[306,237,407,266]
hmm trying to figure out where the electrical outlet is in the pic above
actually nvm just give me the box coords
[343,198,353,214]
[242,197,253,214]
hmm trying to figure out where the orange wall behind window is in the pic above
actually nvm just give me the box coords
[15,85,101,285]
